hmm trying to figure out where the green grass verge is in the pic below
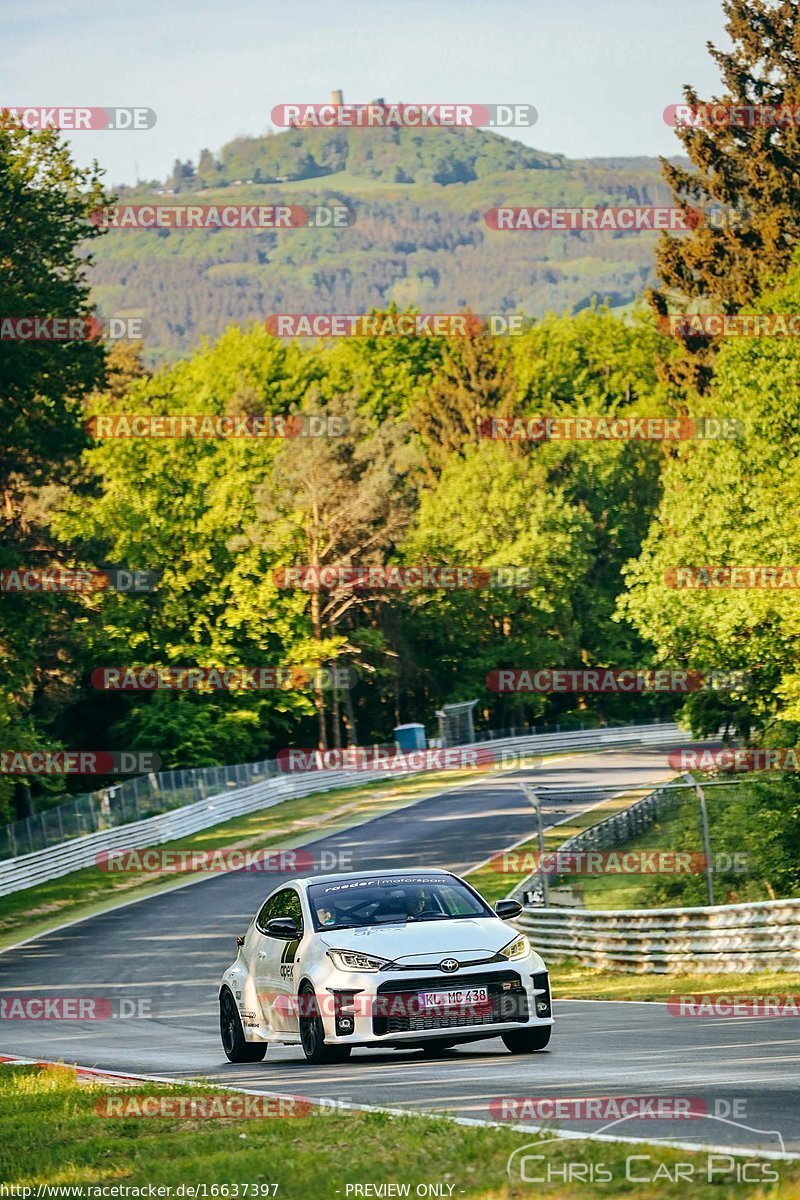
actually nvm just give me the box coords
[549,961,800,1002]
[562,782,780,911]
[3,1066,797,1199]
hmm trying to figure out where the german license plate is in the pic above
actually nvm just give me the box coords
[418,986,489,1009]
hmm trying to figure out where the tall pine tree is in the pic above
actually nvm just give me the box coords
[650,0,800,391]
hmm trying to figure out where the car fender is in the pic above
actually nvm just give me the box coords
[220,960,259,1028]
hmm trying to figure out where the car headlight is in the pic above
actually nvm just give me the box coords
[327,949,391,972]
[500,933,531,960]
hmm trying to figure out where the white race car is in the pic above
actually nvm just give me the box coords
[219,867,553,1064]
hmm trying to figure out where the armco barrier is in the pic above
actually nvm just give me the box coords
[0,766,394,898]
[0,721,685,898]
[516,898,800,974]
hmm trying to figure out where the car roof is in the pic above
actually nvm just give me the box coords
[288,867,455,890]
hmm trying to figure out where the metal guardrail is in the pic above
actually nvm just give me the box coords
[0,765,406,898]
[516,898,800,974]
[0,717,676,861]
[0,758,283,861]
[0,721,685,897]
[510,764,800,973]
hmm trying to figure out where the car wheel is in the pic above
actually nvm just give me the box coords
[219,989,267,1062]
[298,984,352,1064]
[502,1026,552,1054]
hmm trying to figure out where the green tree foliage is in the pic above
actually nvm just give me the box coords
[0,122,109,820]
[622,257,800,739]
[249,392,418,748]
[54,326,322,767]
[650,0,800,390]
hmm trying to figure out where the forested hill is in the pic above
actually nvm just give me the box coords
[193,122,563,186]
[90,122,684,361]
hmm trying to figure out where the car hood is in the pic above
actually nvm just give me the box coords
[317,917,514,964]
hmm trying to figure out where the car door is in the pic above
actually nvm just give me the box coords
[254,887,304,1035]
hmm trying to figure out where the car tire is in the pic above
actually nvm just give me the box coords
[298,984,352,1064]
[219,988,267,1062]
[502,1026,552,1054]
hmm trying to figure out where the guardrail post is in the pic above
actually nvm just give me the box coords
[685,772,714,905]
[521,783,549,906]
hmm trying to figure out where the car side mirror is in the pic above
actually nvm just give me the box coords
[236,935,245,948]
[266,917,299,939]
[495,899,522,919]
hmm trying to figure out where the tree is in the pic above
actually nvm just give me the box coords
[403,442,593,727]
[168,158,195,191]
[55,325,319,767]
[197,148,219,189]
[251,392,419,748]
[650,0,800,391]
[0,120,109,820]
[622,255,800,739]
[410,327,517,478]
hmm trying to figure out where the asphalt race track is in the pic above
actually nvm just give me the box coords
[1,743,798,1157]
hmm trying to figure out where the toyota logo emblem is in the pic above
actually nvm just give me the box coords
[439,958,459,973]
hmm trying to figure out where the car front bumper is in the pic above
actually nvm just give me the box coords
[317,960,553,1045]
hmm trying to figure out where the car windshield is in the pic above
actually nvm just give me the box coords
[308,874,493,931]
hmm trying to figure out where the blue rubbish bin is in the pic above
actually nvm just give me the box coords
[394,723,427,752]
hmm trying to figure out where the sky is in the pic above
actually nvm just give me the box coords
[3,0,730,187]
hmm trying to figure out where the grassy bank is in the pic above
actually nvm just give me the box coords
[468,772,800,911]
[466,787,656,904]
[549,961,800,1002]
[3,1065,796,1199]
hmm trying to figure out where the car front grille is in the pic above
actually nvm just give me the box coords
[372,969,528,1036]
